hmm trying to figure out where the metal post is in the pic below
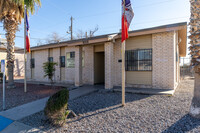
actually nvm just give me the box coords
[122,0,126,106]
[122,41,126,106]
[3,69,5,110]
[24,5,27,93]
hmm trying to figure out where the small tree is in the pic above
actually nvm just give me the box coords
[46,32,65,44]
[43,62,57,84]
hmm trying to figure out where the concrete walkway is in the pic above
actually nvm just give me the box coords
[1,121,43,133]
[114,87,175,95]
[0,97,49,121]
[0,85,98,133]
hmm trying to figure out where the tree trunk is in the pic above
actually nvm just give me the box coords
[3,14,18,89]
[189,0,200,118]
[190,73,200,118]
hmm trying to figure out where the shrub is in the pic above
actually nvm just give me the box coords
[44,89,69,126]
[43,62,57,84]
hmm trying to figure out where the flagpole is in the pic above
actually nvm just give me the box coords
[122,0,126,106]
[24,5,27,93]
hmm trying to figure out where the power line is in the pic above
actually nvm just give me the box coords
[76,0,178,20]
[46,0,71,17]
[0,33,46,40]
[39,0,184,30]
[95,16,189,32]
[133,0,177,9]
[0,16,190,42]
[1,16,189,41]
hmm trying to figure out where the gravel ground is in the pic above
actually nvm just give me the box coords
[19,79,200,133]
[0,83,62,111]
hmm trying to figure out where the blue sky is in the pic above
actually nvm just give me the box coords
[0,0,190,48]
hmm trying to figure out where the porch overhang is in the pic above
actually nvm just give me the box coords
[178,26,187,57]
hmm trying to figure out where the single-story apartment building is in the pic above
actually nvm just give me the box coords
[0,44,24,77]
[24,22,187,90]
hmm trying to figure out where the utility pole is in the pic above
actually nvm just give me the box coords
[67,16,74,40]
[70,16,73,40]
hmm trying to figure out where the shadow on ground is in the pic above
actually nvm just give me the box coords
[68,91,152,118]
[19,91,153,132]
[162,114,200,133]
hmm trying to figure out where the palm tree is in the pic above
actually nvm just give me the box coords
[189,0,200,118]
[0,0,41,88]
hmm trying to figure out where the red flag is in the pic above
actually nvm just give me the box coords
[121,15,129,42]
[121,0,134,42]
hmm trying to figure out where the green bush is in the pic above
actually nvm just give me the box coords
[44,89,69,126]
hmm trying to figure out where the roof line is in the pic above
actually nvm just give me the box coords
[27,22,187,51]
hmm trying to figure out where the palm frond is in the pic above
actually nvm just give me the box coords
[0,0,41,23]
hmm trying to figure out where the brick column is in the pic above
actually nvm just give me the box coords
[152,31,176,90]
[75,46,83,87]
[83,45,94,85]
[105,42,114,89]
[52,48,60,82]
[26,52,31,80]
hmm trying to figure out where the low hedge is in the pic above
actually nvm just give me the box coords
[44,89,69,126]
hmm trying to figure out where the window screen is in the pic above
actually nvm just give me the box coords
[66,52,75,68]
[60,56,65,67]
[48,57,53,62]
[125,49,152,71]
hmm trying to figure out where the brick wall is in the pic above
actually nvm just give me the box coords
[82,45,94,85]
[0,51,24,77]
[34,49,48,82]
[152,31,177,89]
[105,42,114,89]
[52,48,60,81]
[26,53,31,79]
[27,45,95,85]
[14,53,25,77]
[26,31,179,90]
[113,41,122,86]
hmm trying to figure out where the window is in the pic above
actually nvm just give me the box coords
[125,49,152,71]
[30,58,35,68]
[60,56,65,67]
[66,51,85,68]
[48,57,53,62]
[66,52,75,68]
[70,52,75,58]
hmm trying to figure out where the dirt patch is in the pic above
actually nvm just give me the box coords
[0,83,63,111]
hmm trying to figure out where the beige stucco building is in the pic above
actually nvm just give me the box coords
[25,22,187,90]
[0,44,24,77]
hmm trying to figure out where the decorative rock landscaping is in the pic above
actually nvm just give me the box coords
[19,79,200,132]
